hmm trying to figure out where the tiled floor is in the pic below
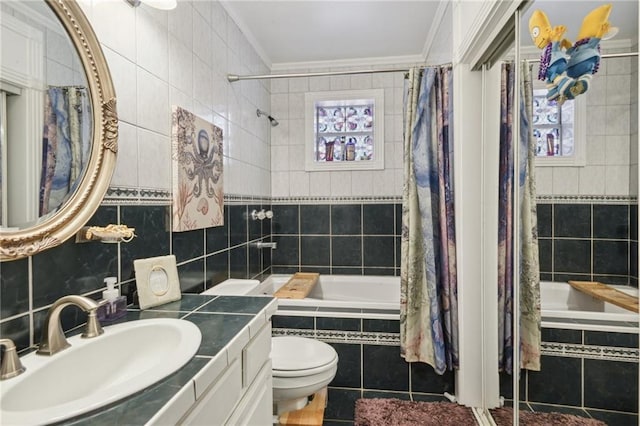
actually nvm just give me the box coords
[323,392,640,426]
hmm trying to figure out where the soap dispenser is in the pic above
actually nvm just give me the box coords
[97,277,127,323]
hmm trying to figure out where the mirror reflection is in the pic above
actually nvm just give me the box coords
[0,1,92,229]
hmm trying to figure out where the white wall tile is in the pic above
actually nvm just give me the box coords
[272,171,290,197]
[288,145,305,171]
[351,171,373,195]
[289,119,305,146]
[110,121,138,188]
[534,167,553,195]
[330,171,352,196]
[309,76,330,92]
[192,10,213,67]
[350,74,372,90]
[271,119,289,146]
[92,0,136,62]
[103,48,137,125]
[330,75,350,91]
[605,166,630,195]
[585,105,607,136]
[136,8,169,81]
[210,1,228,42]
[289,77,309,93]
[137,68,169,135]
[585,135,605,165]
[579,165,605,195]
[372,169,398,196]
[169,86,192,113]
[289,171,309,196]
[288,93,305,119]
[193,55,213,107]
[271,94,289,120]
[169,35,193,95]
[168,1,193,49]
[605,135,630,165]
[309,173,332,196]
[552,168,579,195]
[606,75,631,106]
[606,105,630,136]
[271,145,289,172]
[138,129,170,190]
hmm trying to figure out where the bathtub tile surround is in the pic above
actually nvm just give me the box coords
[271,200,402,276]
[537,199,639,286]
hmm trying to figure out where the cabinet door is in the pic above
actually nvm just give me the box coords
[181,358,242,425]
[226,360,273,426]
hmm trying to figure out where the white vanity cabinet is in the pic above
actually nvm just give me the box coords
[179,319,273,426]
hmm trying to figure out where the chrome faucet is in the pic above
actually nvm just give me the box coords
[0,338,25,380]
[253,241,277,250]
[36,295,104,356]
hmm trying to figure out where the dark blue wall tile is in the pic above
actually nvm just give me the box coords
[172,229,204,263]
[300,236,330,266]
[410,362,455,394]
[364,268,396,276]
[0,314,30,351]
[272,236,299,266]
[329,343,361,388]
[538,239,552,273]
[631,241,638,279]
[541,328,582,344]
[363,236,394,267]
[332,205,361,235]
[592,275,629,285]
[325,388,360,421]
[630,204,638,241]
[178,259,204,293]
[537,204,552,238]
[584,359,638,413]
[300,266,330,274]
[553,272,591,282]
[593,205,628,239]
[300,204,330,234]
[584,331,638,348]
[363,319,399,333]
[248,245,261,277]
[363,345,409,391]
[272,205,299,234]
[32,238,117,309]
[363,204,395,235]
[554,204,591,238]
[248,204,262,241]
[272,266,300,274]
[593,240,628,276]
[395,204,402,235]
[229,205,248,247]
[527,356,582,406]
[121,205,170,279]
[553,239,591,274]
[205,205,229,254]
[332,236,362,267]
[587,409,638,426]
[205,252,229,288]
[332,267,363,275]
[229,245,248,278]
[316,317,361,331]
[1,258,29,319]
[272,315,314,329]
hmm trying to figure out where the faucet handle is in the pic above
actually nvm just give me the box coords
[83,310,104,339]
[0,338,26,380]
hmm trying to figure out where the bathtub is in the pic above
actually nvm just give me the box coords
[254,275,638,331]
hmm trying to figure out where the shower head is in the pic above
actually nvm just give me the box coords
[256,109,279,127]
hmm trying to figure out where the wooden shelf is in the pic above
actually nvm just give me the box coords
[568,280,639,313]
[278,387,327,426]
[274,273,320,299]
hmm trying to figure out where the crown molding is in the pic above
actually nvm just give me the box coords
[421,1,451,61]
[270,54,424,73]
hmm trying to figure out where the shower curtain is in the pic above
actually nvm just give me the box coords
[40,86,90,215]
[400,66,458,375]
[497,62,541,374]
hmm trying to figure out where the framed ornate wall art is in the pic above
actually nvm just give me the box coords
[171,106,224,232]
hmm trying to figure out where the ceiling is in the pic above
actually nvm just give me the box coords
[222,0,638,69]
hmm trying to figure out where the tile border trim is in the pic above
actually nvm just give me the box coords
[537,195,638,205]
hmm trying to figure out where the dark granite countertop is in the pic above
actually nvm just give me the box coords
[64,294,277,425]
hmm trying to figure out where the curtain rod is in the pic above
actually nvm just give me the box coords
[526,51,638,63]
[227,64,453,83]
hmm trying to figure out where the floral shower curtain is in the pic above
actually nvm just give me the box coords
[400,66,458,375]
[497,62,541,374]
[40,86,90,215]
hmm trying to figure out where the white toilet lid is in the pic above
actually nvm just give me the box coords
[272,336,337,371]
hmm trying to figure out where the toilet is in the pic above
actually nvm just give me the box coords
[271,336,338,414]
[201,279,339,416]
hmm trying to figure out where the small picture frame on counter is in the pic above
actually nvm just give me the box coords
[133,255,181,310]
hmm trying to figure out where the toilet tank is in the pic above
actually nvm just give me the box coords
[201,279,260,296]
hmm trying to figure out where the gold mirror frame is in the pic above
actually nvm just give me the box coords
[0,0,118,261]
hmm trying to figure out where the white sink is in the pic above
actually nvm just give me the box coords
[0,318,202,425]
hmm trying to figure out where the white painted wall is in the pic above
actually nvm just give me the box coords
[79,0,272,198]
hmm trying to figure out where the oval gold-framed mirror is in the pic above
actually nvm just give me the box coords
[0,0,118,261]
